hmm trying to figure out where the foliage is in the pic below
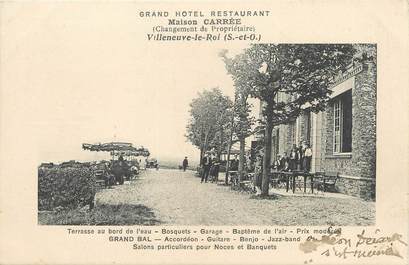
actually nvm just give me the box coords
[223,44,356,124]
[222,44,356,195]
[232,88,255,140]
[38,203,161,225]
[38,165,95,211]
[185,87,233,158]
[353,44,376,64]
[230,82,256,181]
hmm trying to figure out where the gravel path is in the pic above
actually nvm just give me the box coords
[96,169,375,226]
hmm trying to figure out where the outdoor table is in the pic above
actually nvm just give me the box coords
[270,171,281,188]
[280,172,294,193]
[279,171,314,194]
[292,171,315,194]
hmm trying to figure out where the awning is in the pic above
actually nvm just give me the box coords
[82,142,150,157]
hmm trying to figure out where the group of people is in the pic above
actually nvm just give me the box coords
[200,153,221,183]
[97,156,140,186]
[272,142,313,172]
[193,142,312,184]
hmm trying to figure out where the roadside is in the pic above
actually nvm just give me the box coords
[94,169,375,226]
[39,169,375,225]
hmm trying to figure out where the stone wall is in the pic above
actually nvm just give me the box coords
[351,56,377,200]
[324,104,335,156]
[336,177,375,201]
[320,53,376,201]
[269,46,376,201]
[323,156,354,175]
[351,58,377,181]
[318,111,327,172]
[336,177,359,196]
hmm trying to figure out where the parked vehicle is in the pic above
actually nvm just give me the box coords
[93,162,115,187]
[146,158,159,169]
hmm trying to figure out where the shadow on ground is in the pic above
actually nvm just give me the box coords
[249,194,283,200]
[38,203,162,225]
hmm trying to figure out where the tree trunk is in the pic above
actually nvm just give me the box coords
[261,120,273,196]
[225,133,233,185]
[254,142,263,189]
[225,122,235,185]
[216,128,224,183]
[199,147,204,166]
[203,132,209,157]
[238,137,245,182]
[218,128,224,160]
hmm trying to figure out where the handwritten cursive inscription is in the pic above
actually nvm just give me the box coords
[299,228,408,260]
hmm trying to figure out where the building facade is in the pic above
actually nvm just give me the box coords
[270,56,376,200]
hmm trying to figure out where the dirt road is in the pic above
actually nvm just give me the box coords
[95,169,375,226]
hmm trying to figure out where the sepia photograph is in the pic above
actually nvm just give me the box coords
[37,43,377,226]
[1,1,408,264]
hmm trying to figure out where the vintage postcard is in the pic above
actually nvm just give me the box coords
[0,1,408,264]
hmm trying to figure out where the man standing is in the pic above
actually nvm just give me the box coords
[201,153,212,183]
[182,157,188,171]
[253,153,263,193]
[289,144,299,171]
[210,157,220,183]
[298,141,305,171]
[230,155,239,171]
[304,144,313,172]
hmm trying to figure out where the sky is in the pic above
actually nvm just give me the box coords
[1,3,253,165]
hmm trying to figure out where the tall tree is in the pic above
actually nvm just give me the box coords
[232,87,255,182]
[223,44,355,196]
[186,88,233,163]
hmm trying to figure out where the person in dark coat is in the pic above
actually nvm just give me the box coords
[289,145,299,171]
[230,155,239,171]
[273,155,281,171]
[298,141,306,171]
[280,152,289,171]
[210,157,220,183]
[254,154,263,189]
[111,156,128,185]
[182,157,188,171]
[201,153,212,183]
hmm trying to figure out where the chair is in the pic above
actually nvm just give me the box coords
[94,169,107,188]
[293,173,305,192]
[270,172,280,189]
[229,171,239,189]
[313,171,339,193]
[322,171,339,192]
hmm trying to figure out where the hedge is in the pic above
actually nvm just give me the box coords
[38,166,96,211]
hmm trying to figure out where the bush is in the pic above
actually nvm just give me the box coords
[38,166,96,211]
[38,204,162,225]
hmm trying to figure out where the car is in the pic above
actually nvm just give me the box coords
[146,158,159,169]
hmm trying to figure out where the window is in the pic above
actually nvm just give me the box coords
[333,90,352,153]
